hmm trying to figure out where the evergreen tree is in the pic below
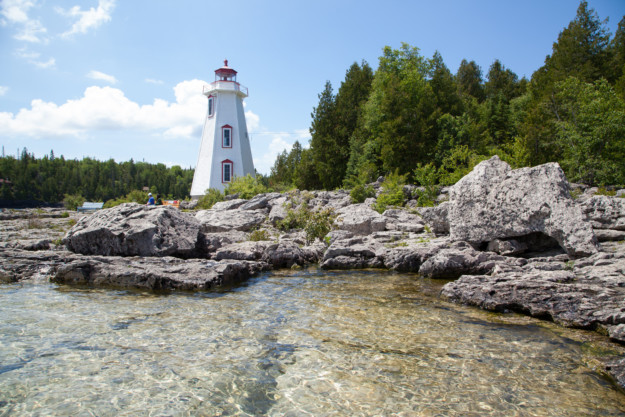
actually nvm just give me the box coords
[309,81,338,189]
[456,59,485,102]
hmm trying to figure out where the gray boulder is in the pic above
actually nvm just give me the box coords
[382,209,425,233]
[581,195,625,231]
[64,203,201,258]
[335,203,386,235]
[196,208,266,233]
[449,156,597,257]
[417,202,450,235]
[321,236,384,269]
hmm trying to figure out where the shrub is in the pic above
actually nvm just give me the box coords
[413,163,439,207]
[373,171,406,214]
[249,229,272,241]
[350,183,375,204]
[196,188,225,210]
[277,202,336,244]
[63,194,85,211]
[225,174,269,199]
[104,190,148,208]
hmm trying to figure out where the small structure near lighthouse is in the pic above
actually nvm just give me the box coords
[190,60,255,197]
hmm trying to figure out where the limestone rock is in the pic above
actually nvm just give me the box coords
[382,209,425,233]
[64,203,201,258]
[449,156,597,257]
[53,256,269,291]
[415,202,449,235]
[581,195,625,231]
[196,208,266,233]
[335,203,386,235]
[321,236,384,269]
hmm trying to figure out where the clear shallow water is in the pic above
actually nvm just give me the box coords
[0,268,624,416]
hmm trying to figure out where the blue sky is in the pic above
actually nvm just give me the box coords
[1,0,623,174]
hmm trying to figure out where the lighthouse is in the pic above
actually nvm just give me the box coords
[190,60,255,197]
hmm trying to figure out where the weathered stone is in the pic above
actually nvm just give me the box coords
[383,238,450,272]
[594,229,625,242]
[449,156,598,257]
[268,197,288,225]
[64,203,201,258]
[382,209,425,233]
[581,195,625,231]
[416,202,449,235]
[335,203,386,235]
[321,236,384,269]
[487,238,527,256]
[418,241,526,279]
[53,256,269,291]
[214,241,274,261]
[196,208,266,233]
[240,195,269,210]
[211,199,247,211]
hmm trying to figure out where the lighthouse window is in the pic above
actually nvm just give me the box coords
[208,96,214,117]
[222,125,232,148]
[222,160,233,183]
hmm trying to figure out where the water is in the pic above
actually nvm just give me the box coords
[0,268,624,416]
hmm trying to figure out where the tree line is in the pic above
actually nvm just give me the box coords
[0,149,194,205]
[269,1,625,190]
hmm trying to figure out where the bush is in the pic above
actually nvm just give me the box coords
[225,174,269,199]
[104,190,148,208]
[196,188,225,210]
[63,194,85,211]
[413,163,438,207]
[373,171,406,214]
[249,229,272,241]
[350,183,376,204]
[277,202,336,244]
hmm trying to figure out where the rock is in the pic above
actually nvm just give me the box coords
[240,195,269,210]
[383,237,450,272]
[487,238,527,256]
[605,357,625,390]
[214,241,274,261]
[449,156,598,257]
[335,203,386,235]
[262,240,321,268]
[594,229,625,242]
[196,208,266,233]
[211,199,247,210]
[321,236,384,269]
[441,244,625,333]
[268,197,288,225]
[416,202,449,235]
[382,209,425,233]
[199,231,248,254]
[53,256,269,291]
[64,203,201,258]
[581,195,625,231]
[418,241,526,279]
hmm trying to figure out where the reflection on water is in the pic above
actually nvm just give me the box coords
[0,268,624,416]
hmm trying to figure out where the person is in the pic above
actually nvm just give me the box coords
[155,194,163,206]
[146,192,155,205]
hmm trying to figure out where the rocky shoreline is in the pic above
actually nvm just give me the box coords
[1,156,625,389]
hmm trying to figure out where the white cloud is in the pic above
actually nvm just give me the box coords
[0,86,8,96]
[59,0,115,37]
[15,48,55,68]
[1,0,48,43]
[87,70,117,84]
[0,80,208,140]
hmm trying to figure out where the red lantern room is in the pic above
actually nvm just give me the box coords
[215,59,237,82]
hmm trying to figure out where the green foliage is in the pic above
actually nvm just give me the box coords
[63,194,85,211]
[349,183,375,204]
[373,171,406,214]
[103,190,148,208]
[224,174,268,199]
[595,186,617,197]
[552,77,625,185]
[437,145,488,186]
[277,199,336,244]
[0,153,193,204]
[248,229,272,241]
[303,207,336,245]
[195,188,225,210]
[413,163,438,207]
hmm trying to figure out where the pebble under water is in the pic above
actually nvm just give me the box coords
[0,268,624,416]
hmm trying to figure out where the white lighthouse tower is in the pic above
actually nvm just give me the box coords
[190,60,255,197]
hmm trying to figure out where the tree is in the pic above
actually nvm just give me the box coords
[552,77,625,185]
[309,81,338,189]
[456,59,485,102]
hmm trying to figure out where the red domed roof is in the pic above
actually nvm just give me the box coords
[215,59,237,76]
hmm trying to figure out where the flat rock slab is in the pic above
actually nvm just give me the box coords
[53,256,269,291]
[195,208,267,233]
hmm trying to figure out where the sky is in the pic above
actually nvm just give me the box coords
[1,0,623,175]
